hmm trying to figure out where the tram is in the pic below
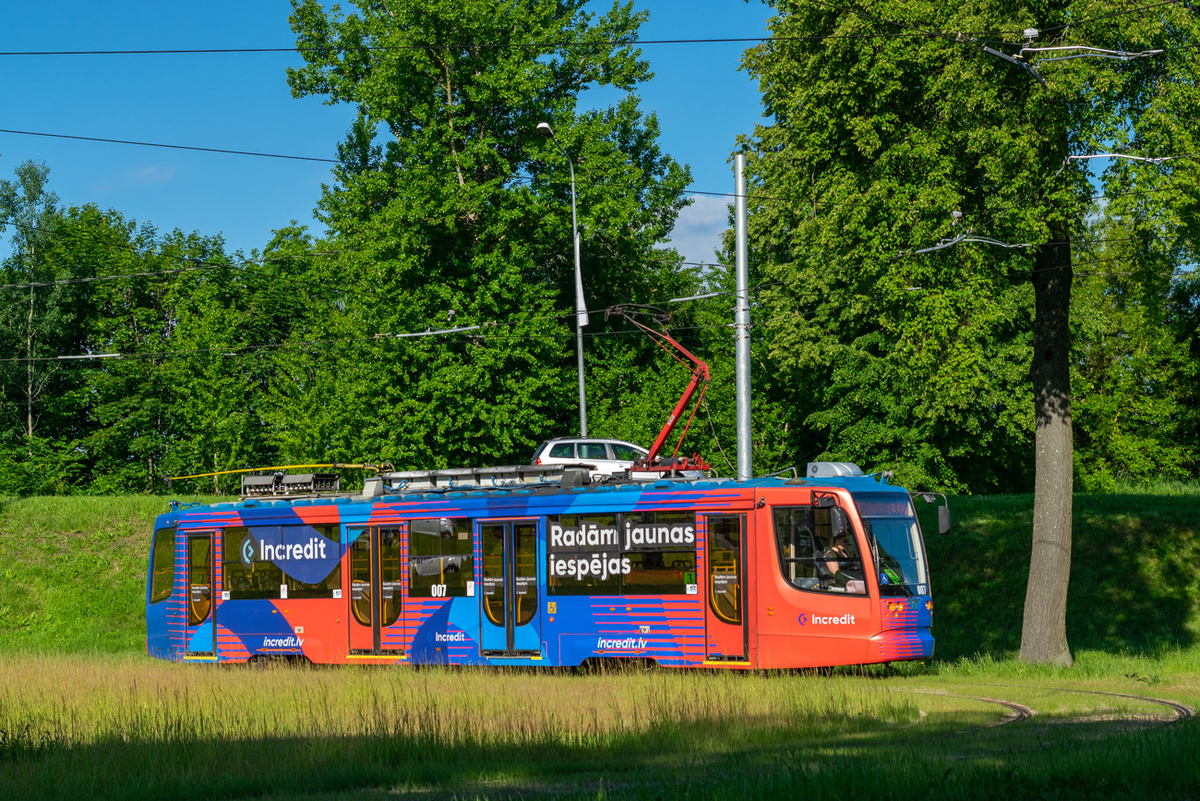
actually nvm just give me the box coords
[145,462,945,668]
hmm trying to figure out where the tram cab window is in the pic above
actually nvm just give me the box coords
[148,527,176,604]
[773,507,866,595]
[408,518,474,597]
[854,493,930,597]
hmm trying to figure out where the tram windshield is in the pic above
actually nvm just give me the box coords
[852,493,929,597]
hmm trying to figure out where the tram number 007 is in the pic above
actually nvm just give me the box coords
[431,584,448,598]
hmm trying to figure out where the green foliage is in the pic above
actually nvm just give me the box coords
[0,437,84,496]
[0,161,80,443]
[279,0,696,468]
[741,0,1200,493]
[0,1,699,490]
[1071,262,1194,490]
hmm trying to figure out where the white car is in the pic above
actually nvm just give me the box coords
[410,554,467,577]
[532,438,649,479]
[533,438,709,480]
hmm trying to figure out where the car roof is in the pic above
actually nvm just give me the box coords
[541,437,646,448]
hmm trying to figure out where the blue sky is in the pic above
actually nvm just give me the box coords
[0,1,772,266]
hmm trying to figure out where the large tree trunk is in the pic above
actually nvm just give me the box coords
[1020,225,1074,666]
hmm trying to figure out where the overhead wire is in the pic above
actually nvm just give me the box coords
[0,27,1052,59]
[1036,0,1187,35]
[0,217,352,298]
[0,127,338,164]
[2,134,1161,287]
[0,3,1183,60]
[0,314,750,365]
[0,126,752,206]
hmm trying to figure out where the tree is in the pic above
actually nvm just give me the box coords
[0,160,69,441]
[284,0,693,467]
[742,1,1200,663]
[38,204,174,494]
[1071,213,1195,490]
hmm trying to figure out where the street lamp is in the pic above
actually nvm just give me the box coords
[536,121,589,436]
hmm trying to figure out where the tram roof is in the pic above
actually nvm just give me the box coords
[160,471,906,525]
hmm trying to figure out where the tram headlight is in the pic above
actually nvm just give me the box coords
[925,600,933,612]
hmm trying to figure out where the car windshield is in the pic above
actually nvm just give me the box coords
[852,493,929,597]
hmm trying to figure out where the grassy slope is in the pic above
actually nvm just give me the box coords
[1,485,1197,660]
[920,481,1200,661]
[0,496,217,653]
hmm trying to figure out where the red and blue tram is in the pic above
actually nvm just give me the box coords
[145,464,938,668]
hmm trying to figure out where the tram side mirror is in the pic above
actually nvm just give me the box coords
[830,507,849,538]
[938,505,951,535]
[915,492,952,535]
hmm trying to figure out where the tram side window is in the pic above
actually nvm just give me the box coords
[547,514,622,595]
[222,527,283,599]
[149,527,176,604]
[621,512,696,595]
[408,518,474,597]
[547,512,697,596]
[285,525,342,599]
[773,507,866,595]
[222,525,342,600]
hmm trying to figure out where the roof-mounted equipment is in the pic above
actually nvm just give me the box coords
[605,305,711,476]
[807,461,864,478]
[364,464,592,497]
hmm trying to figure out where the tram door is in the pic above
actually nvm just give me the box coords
[185,531,216,655]
[704,515,749,662]
[479,521,542,657]
[347,526,405,654]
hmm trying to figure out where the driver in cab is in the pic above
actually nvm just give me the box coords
[823,533,863,591]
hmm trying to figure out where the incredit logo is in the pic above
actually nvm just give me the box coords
[262,635,303,648]
[800,614,857,625]
[241,537,256,566]
[596,637,647,650]
[435,632,467,642]
[259,537,329,562]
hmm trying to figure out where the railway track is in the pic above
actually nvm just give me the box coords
[913,689,1034,727]
[1026,685,1195,728]
[913,684,1194,736]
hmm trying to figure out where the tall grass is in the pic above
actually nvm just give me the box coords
[0,654,921,799]
[2,654,1197,800]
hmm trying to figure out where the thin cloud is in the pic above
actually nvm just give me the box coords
[130,165,178,185]
[666,195,730,264]
[94,164,178,193]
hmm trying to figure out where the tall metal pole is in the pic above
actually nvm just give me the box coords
[537,122,589,436]
[734,153,752,480]
[573,229,588,437]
